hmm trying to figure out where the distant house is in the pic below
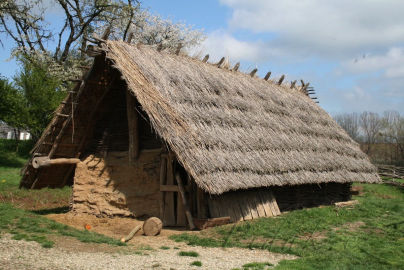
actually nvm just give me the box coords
[0,121,31,140]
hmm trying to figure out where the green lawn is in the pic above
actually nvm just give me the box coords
[171,183,404,269]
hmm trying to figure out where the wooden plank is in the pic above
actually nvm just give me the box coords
[229,193,244,222]
[176,193,187,226]
[254,193,266,218]
[196,187,207,219]
[238,193,253,220]
[175,173,195,229]
[163,154,176,226]
[269,191,281,216]
[258,190,273,217]
[222,194,238,222]
[159,157,167,220]
[208,198,220,218]
[248,195,260,219]
[126,91,139,163]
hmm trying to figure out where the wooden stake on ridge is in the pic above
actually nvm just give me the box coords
[250,68,258,77]
[277,75,285,85]
[202,54,209,63]
[264,72,271,81]
[232,62,240,72]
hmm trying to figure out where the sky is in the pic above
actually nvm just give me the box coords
[1,0,403,115]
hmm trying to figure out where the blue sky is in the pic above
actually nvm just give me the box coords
[1,0,403,114]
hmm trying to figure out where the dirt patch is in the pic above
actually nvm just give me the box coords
[333,221,366,232]
[351,185,364,196]
[46,212,186,247]
[298,231,327,241]
[0,191,70,211]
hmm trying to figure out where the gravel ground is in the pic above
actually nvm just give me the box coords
[0,234,296,270]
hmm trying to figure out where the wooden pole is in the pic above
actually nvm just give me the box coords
[120,225,142,242]
[232,62,240,72]
[278,75,285,85]
[202,54,209,63]
[126,91,139,163]
[32,157,80,169]
[249,68,258,77]
[175,172,195,229]
[159,156,167,220]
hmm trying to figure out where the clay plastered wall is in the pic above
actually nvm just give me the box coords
[73,150,161,217]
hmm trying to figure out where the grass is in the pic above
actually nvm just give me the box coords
[0,142,125,248]
[242,262,273,270]
[178,251,199,257]
[160,245,170,250]
[170,183,404,270]
[190,260,202,267]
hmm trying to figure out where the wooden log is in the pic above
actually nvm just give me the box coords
[250,68,258,77]
[264,72,271,81]
[202,54,209,63]
[335,200,359,208]
[193,217,231,230]
[143,217,163,236]
[120,224,142,242]
[126,91,139,163]
[277,75,285,85]
[175,173,195,229]
[32,157,80,169]
[159,157,167,220]
[56,113,69,118]
[232,62,240,72]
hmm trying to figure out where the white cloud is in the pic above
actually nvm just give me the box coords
[197,30,281,64]
[343,47,404,78]
[220,0,404,56]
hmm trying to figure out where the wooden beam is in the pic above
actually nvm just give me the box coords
[126,91,139,163]
[232,62,240,72]
[277,75,285,85]
[202,54,209,63]
[159,156,167,220]
[264,71,271,81]
[175,172,195,230]
[32,157,80,169]
[217,57,225,68]
[163,152,176,226]
[250,68,258,77]
[196,187,206,219]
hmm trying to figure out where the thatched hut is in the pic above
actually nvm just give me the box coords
[20,38,380,228]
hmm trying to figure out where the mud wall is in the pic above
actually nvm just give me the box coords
[72,150,161,217]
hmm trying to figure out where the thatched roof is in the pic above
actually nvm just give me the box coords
[101,41,380,195]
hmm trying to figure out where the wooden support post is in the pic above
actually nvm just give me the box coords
[159,156,167,220]
[175,172,195,230]
[126,91,139,163]
[163,152,176,226]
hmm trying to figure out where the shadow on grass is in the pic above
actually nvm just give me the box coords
[32,206,70,215]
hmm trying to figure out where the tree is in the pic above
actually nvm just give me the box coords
[360,111,382,154]
[334,113,360,141]
[12,55,66,141]
[381,111,404,164]
[0,76,27,140]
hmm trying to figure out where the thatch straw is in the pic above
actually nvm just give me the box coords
[102,41,380,195]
